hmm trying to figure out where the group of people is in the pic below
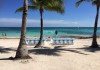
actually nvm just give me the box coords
[1,33,7,38]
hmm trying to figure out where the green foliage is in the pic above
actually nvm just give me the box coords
[76,0,100,7]
[92,0,100,6]
[76,0,85,7]
[29,0,65,13]
[16,0,65,14]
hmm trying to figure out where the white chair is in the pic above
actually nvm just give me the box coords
[53,38,74,45]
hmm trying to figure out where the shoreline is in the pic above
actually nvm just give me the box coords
[0,36,100,39]
[59,36,100,39]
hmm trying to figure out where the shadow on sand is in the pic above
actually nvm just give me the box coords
[73,45,100,52]
[0,58,12,60]
[1,45,100,60]
[29,46,89,56]
[0,46,16,53]
[0,46,16,60]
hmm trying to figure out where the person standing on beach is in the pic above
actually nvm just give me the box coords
[5,33,7,38]
[55,30,58,35]
[55,30,58,39]
[2,33,4,38]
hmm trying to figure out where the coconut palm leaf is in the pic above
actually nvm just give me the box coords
[76,0,93,7]
[92,0,100,6]
[28,6,38,10]
[76,0,85,7]
[16,6,38,13]
[45,6,64,14]
[29,0,37,6]
[15,7,24,13]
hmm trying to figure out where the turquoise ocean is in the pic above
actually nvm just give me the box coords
[0,27,100,38]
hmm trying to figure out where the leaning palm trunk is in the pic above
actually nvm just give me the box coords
[15,0,31,59]
[91,6,99,48]
[34,8,43,48]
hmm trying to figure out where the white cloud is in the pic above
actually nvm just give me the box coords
[72,22,78,24]
[0,18,21,23]
[0,18,79,27]
[0,18,67,24]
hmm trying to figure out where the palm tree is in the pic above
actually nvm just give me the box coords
[15,0,31,59]
[16,0,64,48]
[34,0,64,48]
[76,0,100,48]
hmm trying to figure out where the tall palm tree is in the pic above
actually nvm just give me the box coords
[76,0,100,48]
[16,0,64,48]
[15,0,31,59]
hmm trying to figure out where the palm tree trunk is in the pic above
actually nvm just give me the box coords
[15,0,31,59]
[91,6,99,48]
[34,8,43,48]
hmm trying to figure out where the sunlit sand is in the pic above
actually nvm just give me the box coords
[0,38,100,70]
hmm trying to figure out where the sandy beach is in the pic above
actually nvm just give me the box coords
[1,0,100,70]
[0,38,100,70]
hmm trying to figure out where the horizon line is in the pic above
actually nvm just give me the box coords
[0,27,100,28]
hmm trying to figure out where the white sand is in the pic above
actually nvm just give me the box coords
[0,38,100,70]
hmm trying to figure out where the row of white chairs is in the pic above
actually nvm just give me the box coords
[26,38,74,45]
[26,39,45,45]
[53,39,74,45]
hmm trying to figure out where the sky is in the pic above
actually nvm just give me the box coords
[0,0,100,27]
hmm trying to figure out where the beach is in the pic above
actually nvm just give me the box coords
[1,0,100,70]
[0,38,100,70]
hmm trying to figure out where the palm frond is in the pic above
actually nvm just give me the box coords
[15,6,38,13]
[76,0,85,7]
[45,0,64,14]
[76,0,94,7]
[29,0,37,6]
[16,0,65,14]
[92,0,100,6]
[45,6,64,14]
[15,7,24,13]
[28,6,38,10]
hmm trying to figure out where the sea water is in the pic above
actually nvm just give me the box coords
[0,27,100,38]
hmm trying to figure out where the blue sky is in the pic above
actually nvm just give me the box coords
[0,0,100,27]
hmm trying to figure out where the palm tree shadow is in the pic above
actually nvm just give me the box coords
[61,49,89,55]
[29,46,61,56]
[0,58,13,60]
[0,46,16,60]
[54,46,89,55]
[0,46,16,53]
[75,45,100,52]
[29,46,89,56]
[0,46,90,60]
